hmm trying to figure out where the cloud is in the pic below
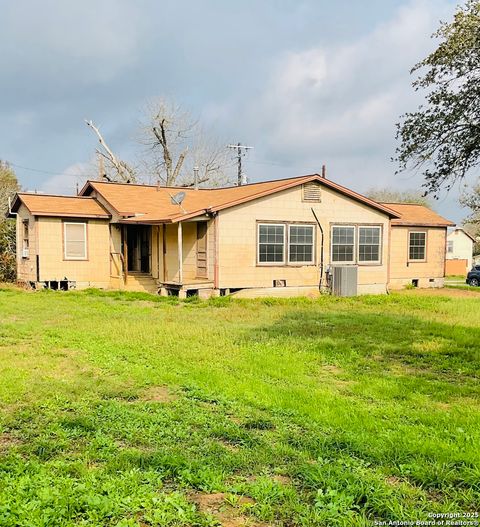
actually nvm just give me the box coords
[240,0,454,189]
[39,161,96,195]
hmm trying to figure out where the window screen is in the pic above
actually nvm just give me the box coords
[289,225,314,263]
[409,231,426,260]
[331,226,355,262]
[64,222,87,260]
[258,224,285,263]
[358,226,381,263]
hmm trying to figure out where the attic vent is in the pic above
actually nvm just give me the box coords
[302,182,321,202]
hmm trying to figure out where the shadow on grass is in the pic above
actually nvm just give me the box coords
[244,308,480,378]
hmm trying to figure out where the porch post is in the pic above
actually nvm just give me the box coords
[177,221,183,284]
[122,225,128,284]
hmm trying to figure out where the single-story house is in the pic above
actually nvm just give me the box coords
[445,228,475,275]
[8,174,455,297]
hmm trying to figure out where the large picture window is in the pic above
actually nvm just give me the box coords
[64,222,87,260]
[358,226,381,263]
[289,225,314,263]
[331,226,355,263]
[258,224,285,263]
[409,231,426,261]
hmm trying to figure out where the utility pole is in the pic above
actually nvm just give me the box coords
[227,143,253,186]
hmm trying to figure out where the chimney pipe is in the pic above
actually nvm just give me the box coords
[321,164,326,178]
[193,166,199,190]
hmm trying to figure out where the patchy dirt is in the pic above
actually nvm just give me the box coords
[385,476,402,487]
[139,386,177,403]
[0,432,22,452]
[272,474,292,485]
[191,492,268,527]
[398,287,480,299]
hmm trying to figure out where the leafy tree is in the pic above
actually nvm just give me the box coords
[366,188,431,206]
[396,1,480,194]
[0,161,20,282]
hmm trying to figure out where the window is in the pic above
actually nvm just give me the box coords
[289,225,314,263]
[358,226,381,263]
[409,231,426,261]
[64,222,87,260]
[22,220,29,258]
[447,240,454,253]
[258,224,285,263]
[331,226,355,263]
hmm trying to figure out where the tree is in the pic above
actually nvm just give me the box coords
[139,99,229,187]
[366,188,431,205]
[85,120,137,183]
[0,161,20,282]
[460,180,480,254]
[395,1,480,195]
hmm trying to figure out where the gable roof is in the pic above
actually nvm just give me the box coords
[450,228,476,242]
[8,193,111,219]
[80,174,400,223]
[380,202,455,227]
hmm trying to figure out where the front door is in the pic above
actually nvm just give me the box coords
[127,226,151,273]
[196,222,208,278]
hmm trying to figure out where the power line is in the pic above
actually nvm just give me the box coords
[8,162,97,178]
[227,143,253,186]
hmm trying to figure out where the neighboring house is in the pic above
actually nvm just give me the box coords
[380,203,455,289]
[445,228,475,275]
[8,174,455,296]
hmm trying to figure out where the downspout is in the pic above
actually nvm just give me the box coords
[213,212,219,289]
[311,208,324,293]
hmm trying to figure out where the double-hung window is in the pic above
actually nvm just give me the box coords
[64,222,87,260]
[331,226,355,263]
[22,220,29,258]
[289,225,314,264]
[409,231,426,261]
[358,226,381,263]
[258,224,285,263]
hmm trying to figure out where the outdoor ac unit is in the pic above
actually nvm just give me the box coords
[22,247,29,258]
[331,266,358,297]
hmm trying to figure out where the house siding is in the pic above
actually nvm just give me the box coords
[388,226,447,289]
[34,216,111,289]
[217,185,390,294]
[446,230,474,271]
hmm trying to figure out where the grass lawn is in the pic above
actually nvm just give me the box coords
[0,287,479,526]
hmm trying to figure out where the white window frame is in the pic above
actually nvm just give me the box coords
[64,222,87,260]
[357,226,382,265]
[408,230,427,262]
[331,225,356,264]
[447,240,454,254]
[288,224,315,265]
[257,223,286,265]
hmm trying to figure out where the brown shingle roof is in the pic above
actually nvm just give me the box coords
[10,193,111,219]
[380,202,455,227]
[81,175,400,223]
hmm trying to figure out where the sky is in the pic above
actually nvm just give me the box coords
[0,0,470,222]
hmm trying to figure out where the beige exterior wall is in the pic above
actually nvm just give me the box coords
[216,184,391,294]
[16,213,111,289]
[446,230,474,271]
[15,205,38,283]
[162,220,214,283]
[388,226,447,289]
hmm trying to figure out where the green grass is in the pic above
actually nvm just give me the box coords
[0,287,479,526]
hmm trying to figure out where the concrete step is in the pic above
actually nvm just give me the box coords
[124,274,158,293]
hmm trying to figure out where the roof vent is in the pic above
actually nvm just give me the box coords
[302,182,321,202]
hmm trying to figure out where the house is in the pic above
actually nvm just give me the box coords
[8,174,455,296]
[380,202,455,289]
[445,228,475,275]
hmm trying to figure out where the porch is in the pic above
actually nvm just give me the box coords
[111,217,217,296]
